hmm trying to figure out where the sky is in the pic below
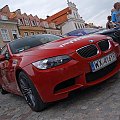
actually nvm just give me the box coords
[0,0,119,27]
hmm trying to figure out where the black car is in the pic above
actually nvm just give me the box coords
[65,28,120,44]
[96,28,120,44]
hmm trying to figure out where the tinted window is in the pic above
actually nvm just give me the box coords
[0,45,10,59]
[9,34,62,54]
[1,45,7,55]
[99,30,120,43]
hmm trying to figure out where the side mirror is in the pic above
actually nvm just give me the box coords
[0,55,5,61]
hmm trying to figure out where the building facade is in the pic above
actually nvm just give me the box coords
[0,5,19,47]
[46,1,85,35]
[10,9,61,37]
[40,20,61,35]
[10,10,46,37]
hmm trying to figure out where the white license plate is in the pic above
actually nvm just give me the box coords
[90,52,117,72]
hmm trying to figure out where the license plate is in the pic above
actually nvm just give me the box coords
[90,52,117,72]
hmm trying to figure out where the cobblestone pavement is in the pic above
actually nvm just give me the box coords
[0,72,120,120]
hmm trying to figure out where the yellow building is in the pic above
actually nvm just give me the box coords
[10,10,46,37]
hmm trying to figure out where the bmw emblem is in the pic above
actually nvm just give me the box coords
[89,40,94,43]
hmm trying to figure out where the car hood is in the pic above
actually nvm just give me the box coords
[15,34,110,67]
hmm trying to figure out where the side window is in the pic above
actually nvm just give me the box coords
[1,46,7,55]
[1,46,10,59]
[113,32,120,43]
[106,33,119,43]
[114,31,120,38]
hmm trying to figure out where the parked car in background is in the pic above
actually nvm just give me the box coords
[64,28,100,37]
[65,27,120,45]
[0,34,120,112]
[96,28,120,44]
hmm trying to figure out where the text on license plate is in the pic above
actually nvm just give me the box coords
[90,52,117,72]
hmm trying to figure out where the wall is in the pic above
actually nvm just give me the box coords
[62,20,76,34]
[0,21,19,47]
[46,29,61,35]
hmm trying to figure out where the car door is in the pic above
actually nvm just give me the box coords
[0,45,9,88]
[0,46,5,88]
[0,45,17,91]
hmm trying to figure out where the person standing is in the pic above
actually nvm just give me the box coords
[112,2,120,26]
[106,16,114,29]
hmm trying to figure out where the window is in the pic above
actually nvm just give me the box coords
[44,22,49,28]
[1,15,8,20]
[0,45,10,59]
[76,13,79,19]
[1,45,7,55]
[25,19,30,26]
[12,30,18,39]
[80,24,82,28]
[36,22,39,26]
[74,23,77,29]
[31,20,36,26]
[49,23,56,29]
[73,12,76,18]
[100,31,120,43]
[1,29,10,41]
[31,32,34,35]
[83,24,85,28]
[77,23,80,29]
[18,19,23,25]
[24,32,28,37]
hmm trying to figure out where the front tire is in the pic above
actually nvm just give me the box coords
[18,72,47,112]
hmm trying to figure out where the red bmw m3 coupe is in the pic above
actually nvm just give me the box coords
[0,34,120,111]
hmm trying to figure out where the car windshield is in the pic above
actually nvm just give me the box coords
[9,34,62,54]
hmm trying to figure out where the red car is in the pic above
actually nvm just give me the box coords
[0,34,120,111]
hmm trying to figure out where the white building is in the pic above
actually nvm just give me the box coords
[46,1,85,35]
[40,20,61,35]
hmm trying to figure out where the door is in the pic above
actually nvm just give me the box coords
[0,45,17,91]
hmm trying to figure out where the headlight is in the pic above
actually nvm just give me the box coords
[32,55,72,70]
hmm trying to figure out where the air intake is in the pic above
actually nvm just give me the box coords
[77,45,98,58]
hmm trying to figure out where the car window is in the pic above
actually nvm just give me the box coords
[0,45,10,59]
[1,45,8,55]
[101,32,120,43]
[9,34,62,54]
[114,31,120,37]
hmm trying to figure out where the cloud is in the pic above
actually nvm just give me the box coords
[87,10,107,22]
[0,0,118,27]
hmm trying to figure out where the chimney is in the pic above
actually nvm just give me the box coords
[15,9,21,14]
[47,15,50,18]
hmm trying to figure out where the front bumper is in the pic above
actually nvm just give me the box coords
[23,46,120,103]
